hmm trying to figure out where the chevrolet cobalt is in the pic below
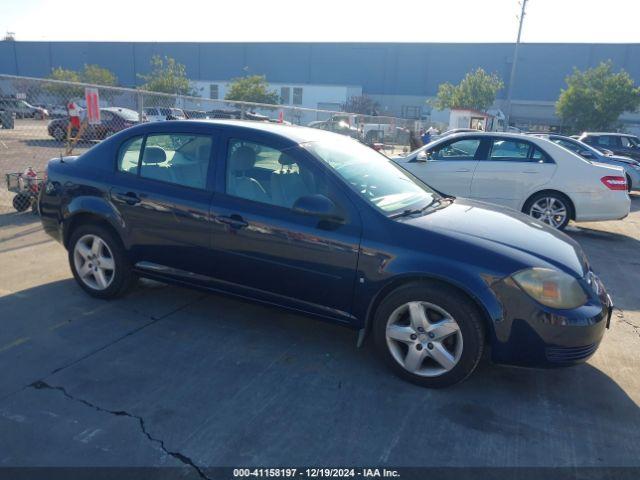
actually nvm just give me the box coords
[39,121,612,387]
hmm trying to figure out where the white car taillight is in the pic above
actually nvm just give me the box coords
[600,176,627,191]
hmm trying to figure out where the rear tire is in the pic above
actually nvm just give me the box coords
[523,191,572,230]
[68,224,135,299]
[52,126,66,141]
[626,174,632,192]
[373,282,485,388]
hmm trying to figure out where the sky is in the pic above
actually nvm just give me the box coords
[0,0,639,43]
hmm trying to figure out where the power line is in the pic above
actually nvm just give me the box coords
[505,0,528,130]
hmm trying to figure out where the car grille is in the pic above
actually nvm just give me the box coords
[545,343,599,363]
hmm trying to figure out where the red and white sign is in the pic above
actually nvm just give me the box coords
[84,87,101,125]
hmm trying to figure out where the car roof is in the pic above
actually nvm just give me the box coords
[437,131,543,141]
[581,132,636,137]
[164,119,348,144]
[102,107,137,113]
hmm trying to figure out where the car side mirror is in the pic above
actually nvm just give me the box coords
[293,194,343,222]
[580,150,594,158]
[416,150,430,162]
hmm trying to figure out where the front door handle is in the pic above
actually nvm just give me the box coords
[455,168,471,173]
[216,214,248,229]
[113,191,141,205]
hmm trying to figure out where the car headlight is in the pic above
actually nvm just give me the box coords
[512,268,587,309]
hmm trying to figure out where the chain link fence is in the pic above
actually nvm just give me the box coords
[0,74,427,209]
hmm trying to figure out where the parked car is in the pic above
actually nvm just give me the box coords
[308,119,362,139]
[206,109,240,119]
[143,107,187,122]
[0,98,48,119]
[534,134,640,192]
[47,105,72,118]
[183,110,210,119]
[47,107,140,141]
[579,132,640,161]
[39,120,613,388]
[394,132,630,229]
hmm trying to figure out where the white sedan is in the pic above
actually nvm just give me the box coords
[394,132,630,229]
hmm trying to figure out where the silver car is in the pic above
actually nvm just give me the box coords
[537,134,640,192]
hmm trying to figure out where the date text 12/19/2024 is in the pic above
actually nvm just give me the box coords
[233,469,400,478]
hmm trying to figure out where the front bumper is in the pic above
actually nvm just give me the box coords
[489,274,611,368]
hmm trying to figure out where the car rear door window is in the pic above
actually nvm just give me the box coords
[488,139,531,160]
[139,133,213,189]
[431,139,481,160]
[117,136,143,174]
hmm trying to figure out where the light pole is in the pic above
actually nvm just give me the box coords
[505,0,528,130]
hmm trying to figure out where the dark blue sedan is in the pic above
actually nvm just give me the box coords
[39,120,612,388]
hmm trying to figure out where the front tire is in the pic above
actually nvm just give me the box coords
[68,224,135,299]
[373,282,485,388]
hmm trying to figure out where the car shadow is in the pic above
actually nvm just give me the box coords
[0,278,639,467]
[630,192,640,212]
[0,209,40,228]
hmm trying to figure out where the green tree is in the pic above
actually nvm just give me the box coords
[556,61,640,132]
[139,55,194,96]
[342,95,380,115]
[432,68,504,112]
[82,64,118,86]
[225,75,279,104]
[45,67,83,101]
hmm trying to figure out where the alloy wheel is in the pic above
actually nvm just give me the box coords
[385,301,463,377]
[529,197,567,228]
[73,234,115,290]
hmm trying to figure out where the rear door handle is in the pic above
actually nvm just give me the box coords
[112,191,141,205]
[455,168,471,172]
[216,214,248,229]
[522,170,538,174]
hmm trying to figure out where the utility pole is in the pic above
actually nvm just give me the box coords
[505,0,528,130]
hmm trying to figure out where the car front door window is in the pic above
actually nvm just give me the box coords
[211,137,361,319]
[432,139,481,160]
[225,138,327,209]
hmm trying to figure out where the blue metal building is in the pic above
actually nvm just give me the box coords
[1,41,639,126]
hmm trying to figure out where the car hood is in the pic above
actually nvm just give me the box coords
[403,198,587,277]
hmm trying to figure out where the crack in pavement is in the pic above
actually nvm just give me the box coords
[614,308,640,340]
[0,293,207,404]
[30,381,211,480]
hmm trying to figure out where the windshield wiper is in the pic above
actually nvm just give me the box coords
[390,197,450,219]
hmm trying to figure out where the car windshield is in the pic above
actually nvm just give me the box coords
[305,138,438,215]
